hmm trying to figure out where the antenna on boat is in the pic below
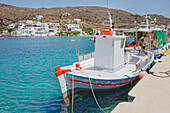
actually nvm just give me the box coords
[145,13,152,29]
[106,0,108,9]
[145,13,152,53]
[106,0,114,30]
[75,45,80,62]
[154,18,156,28]
[145,14,149,29]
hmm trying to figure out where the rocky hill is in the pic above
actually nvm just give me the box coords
[0,3,170,30]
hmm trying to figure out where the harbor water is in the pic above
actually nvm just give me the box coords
[0,37,135,113]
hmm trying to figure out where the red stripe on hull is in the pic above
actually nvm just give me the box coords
[70,76,139,86]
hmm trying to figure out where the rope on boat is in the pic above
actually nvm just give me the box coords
[71,75,74,113]
[78,69,106,113]
[124,75,132,87]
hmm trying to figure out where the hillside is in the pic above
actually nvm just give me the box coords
[0,3,170,30]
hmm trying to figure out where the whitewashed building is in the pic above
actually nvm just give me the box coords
[65,24,82,33]
[9,20,60,37]
[63,13,71,16]
[2,30,8,34]
[74,19,81,22]
[65,24,79,30]
[33,15,43,20]
[8,23,16,28]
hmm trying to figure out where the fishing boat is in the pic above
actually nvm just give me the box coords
[151,27,168,58]
[55,11,154,105]
[130,15,168,58]
[0,37,5,40]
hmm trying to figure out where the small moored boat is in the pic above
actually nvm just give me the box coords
[90,38,94,41]
[69,39,76,42]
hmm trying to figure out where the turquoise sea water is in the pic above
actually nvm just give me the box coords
[0,37,135,113]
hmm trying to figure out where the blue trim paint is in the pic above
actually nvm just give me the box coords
[66,56,154,82]
[154,49,168,58]
[155,54,162,57]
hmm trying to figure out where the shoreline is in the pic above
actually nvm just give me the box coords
[0,35,95,38]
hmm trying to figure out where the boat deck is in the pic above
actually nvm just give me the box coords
[63,51,153,80]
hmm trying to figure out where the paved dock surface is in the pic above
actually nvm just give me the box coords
[111,56,170,113]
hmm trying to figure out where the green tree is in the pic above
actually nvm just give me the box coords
[49,25,53,28]
[119,25,126,28]
[8,28,15,33]
[72,31,80,35]
[64,31,80,35]
[130,14,140,17]
[83,27,93,35]
[57,31,63,36]
[85,18,89,21]
[40,19,43,23]
[60,15,62,19]
[0,19,3,30]
[56,20,60,23]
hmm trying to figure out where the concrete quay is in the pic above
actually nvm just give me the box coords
[111,55,170,113]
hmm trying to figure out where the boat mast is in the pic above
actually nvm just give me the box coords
[106,0,113,30]
[145,14,149,29]
[145,14,152,53]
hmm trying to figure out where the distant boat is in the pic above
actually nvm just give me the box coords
[69,39,76,42]
[43,37,48,40]
[0,37,5,40]
[90,38,94,41]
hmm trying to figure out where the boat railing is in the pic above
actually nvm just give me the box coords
[136,53,152,71]
[78,52,95,62]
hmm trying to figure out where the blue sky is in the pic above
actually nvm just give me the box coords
[0,0,170,18]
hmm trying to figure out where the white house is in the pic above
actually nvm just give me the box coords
[8,23,16,28]
[48,29,57,36]
[74,19,81,22]
[63,13,71,16]
[11,31,17,36]
[65,24,79,30]
[36,15,43,20]
[2,30,8,34]
[48,23,60,27]
[65,24,82,33]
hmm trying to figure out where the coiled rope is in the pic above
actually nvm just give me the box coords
[124,75,132,87]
